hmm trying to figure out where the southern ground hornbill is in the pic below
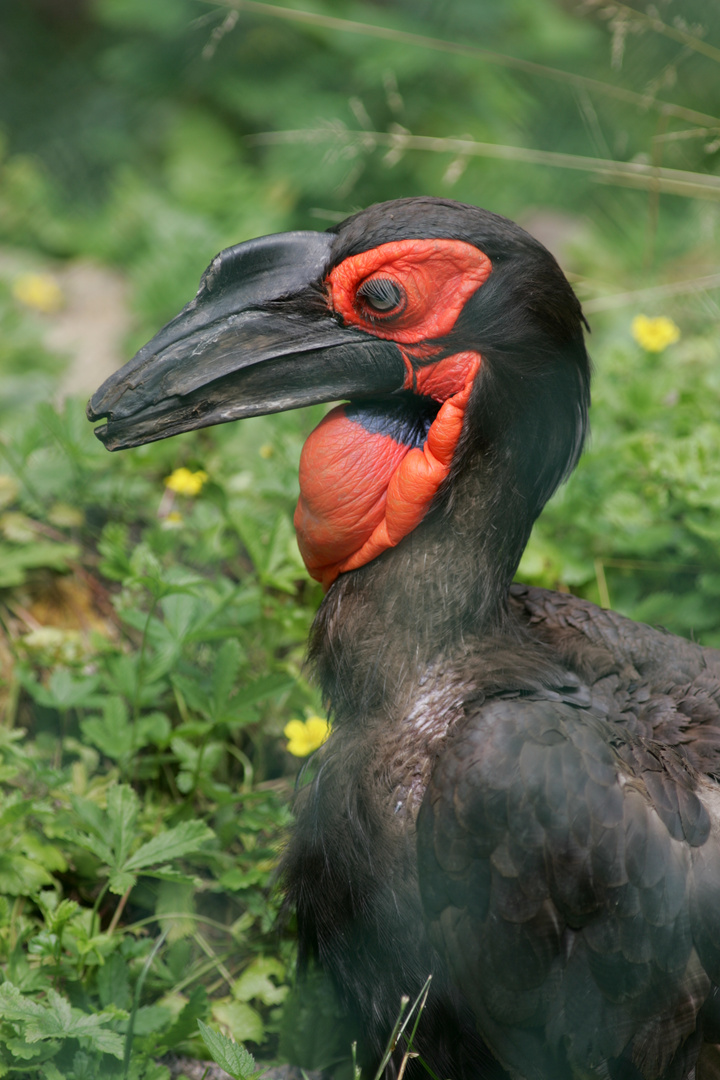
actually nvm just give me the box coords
[88,198,720,1080]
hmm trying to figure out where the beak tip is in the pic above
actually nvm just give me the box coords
[90,419,126,451]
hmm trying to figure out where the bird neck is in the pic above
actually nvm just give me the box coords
[307,434,536,723]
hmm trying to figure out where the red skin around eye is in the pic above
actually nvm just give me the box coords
[328,238,492,343]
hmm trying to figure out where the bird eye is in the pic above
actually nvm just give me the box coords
[357,277,405,316]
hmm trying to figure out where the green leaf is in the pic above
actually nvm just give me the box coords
[171,737,224,793]
[155,879,195,942]
[106,784,140,868]
[126,1003,173,1036]
[71,830,114,868]
[0,984,123,1058]
[161,593,201,644]
[232,956,287,1007]
[40,1062,67,1080]
[211,638,242,717]
[0,540,79,588]
[70,1051,94,1080]
[19,669,100,711]
[44,898,79,934]
[6,1035,56,1060]
[0,853,53,895]
[197,1020,264,1080]
[210,1001,264,1046]
[97,953,132,1011]
[81,697,133,761]
[141,1063,172,1080]
[124,820,213,873]
[0,797,35,830]
[234,673,296,709]
[169,672,210,718]
[81,701,171,760]
[108,869,136,896]
[158,986,208,1050]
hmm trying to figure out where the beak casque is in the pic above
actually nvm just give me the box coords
[87,230,406,450]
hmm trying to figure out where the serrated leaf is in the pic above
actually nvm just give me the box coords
[197,1020,264,1080]
[234,674,296,709]
[69,795,105,837]
[45,898,79,933]
[138,712,172,748]
[48,670,101,710]
[124,820,213,873]
[18,668,100,711]
[161,593,201,643]
[106,784,140,868]
[80,715,133,761]
[170,672,212,717]
[6,1035,53,1060]
[97,953,131,1010]
[0,983,123,1058]
[211,639,241,716]
[108,869,136,896]
[71,831,114,867]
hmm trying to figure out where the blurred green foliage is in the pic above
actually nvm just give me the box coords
[0,0,719,1075]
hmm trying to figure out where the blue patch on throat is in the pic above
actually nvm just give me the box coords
[344,397,439,449]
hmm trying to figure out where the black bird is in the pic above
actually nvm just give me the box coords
[88,198,720,1080]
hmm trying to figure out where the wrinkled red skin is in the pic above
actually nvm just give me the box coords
[328,238,491,344]
[294,240,492,588]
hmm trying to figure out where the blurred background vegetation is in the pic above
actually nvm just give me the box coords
[0,0,718,1076]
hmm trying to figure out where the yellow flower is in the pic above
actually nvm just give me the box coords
[161,510,184,530]
[631,315,680,353]
[284,716,330,757]
[12,273,64,314]
[164,467,209,496]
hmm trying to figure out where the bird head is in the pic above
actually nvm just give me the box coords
[88,197,590,591]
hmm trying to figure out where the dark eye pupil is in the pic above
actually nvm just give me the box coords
[357,277,404,314]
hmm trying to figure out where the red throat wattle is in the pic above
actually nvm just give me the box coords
[293,239,492,589]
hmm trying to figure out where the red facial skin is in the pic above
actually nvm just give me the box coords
[294,239,492,589]
[328,238,491,344]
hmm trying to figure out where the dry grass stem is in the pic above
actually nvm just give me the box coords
[587,1,720,66]
[583,272,720,313]
[250,126,720,202]
[202,0,720,127]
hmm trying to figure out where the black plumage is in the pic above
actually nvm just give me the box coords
[88,197,720,1080]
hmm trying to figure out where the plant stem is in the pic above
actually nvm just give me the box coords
[107,884,133,935]
[123,928,169,1080]
[90,880,110,939]
[130,597,159,780]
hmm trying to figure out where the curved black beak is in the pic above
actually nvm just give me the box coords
[87,231,406,450]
